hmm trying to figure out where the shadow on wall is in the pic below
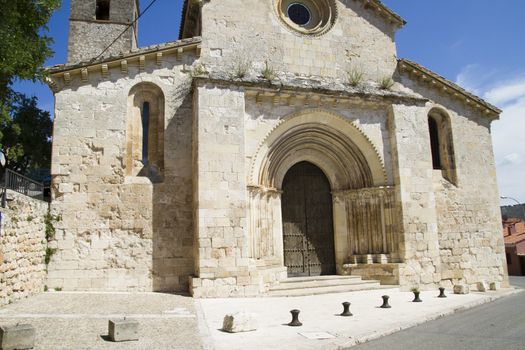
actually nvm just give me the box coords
[152,91,195,293]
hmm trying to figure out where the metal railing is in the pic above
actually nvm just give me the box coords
[1,169,44,205]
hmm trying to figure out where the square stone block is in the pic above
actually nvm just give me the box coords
[108,319,139,342]
[0,324,36,350]
[222,312,258,333]
[453,284,470,295]
[477,281,489,292]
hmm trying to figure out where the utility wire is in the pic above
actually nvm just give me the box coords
[93,0,159,62]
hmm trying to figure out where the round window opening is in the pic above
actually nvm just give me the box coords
[287,3,311,26]
[277,0,338,36]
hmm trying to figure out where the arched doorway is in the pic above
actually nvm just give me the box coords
[281,161,336,277]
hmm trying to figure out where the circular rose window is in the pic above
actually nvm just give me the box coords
[277,0,338,36]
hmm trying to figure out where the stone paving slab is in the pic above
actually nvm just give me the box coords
[198,287,522,350]
[0,292,204,350]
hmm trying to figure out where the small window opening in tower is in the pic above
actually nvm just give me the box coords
[142,102,150,164]
[96,0,110,21]
[428,116,442,170]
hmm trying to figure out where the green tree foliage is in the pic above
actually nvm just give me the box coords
[0,93,52,174]
[0,0,60,175]
[0,0,60,98]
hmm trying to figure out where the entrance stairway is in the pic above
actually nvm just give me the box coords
[267,275,387,297]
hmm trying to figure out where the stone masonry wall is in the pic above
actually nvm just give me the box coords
[0,190,48,306]
[199,0,398,82]
[68,0,138,64]
[396,73,508,289]
[389,104,442,290]
[48,52,197,292]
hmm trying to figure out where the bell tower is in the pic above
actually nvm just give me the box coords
[67,0,139,64]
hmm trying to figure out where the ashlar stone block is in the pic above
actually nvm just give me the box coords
[477,280,489,292]
[0,324,36,350]
[222,312,258,333]
[453,284,470,295]
[108,319,139,342]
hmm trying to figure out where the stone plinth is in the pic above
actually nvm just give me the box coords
[108,319,139,342]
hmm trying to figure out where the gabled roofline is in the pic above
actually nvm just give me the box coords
[354,0,406,27]
[398,59,502,118]
[178,0,406,39]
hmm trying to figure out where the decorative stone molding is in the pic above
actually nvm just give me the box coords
[249,109,388,190]
[274,0,339,37]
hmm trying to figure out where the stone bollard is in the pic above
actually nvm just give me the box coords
[453,284,470,295]
[0,324,36,350]
[222,312,258,333]
[380,295,391,309]
[108,319,139,342]
[438,287,447,298]
[477,281,489,292]
[288,309,302,327]
[340,302,353,317]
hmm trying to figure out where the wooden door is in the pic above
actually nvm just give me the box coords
[282,162,335,277]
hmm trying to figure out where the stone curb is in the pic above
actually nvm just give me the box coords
[334,288,524,349]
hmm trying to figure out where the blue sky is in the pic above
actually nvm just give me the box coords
[12,0,525,203]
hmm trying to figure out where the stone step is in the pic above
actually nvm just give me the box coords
[270,276,374,291]
[267,275,389,297]
[282,275,363,283]
[267,280,384,297]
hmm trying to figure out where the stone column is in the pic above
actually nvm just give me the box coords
[389,104,442,289]
[247,186,283,266]
[333,193,350,274]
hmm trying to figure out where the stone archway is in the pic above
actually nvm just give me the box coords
[247,110,398,277]
[281,161,336,277]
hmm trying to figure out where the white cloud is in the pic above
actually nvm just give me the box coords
[456,65,525,203]
[454,64,499,96]
[484,80,525,106]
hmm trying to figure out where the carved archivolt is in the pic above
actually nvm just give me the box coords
[250,109,387,191]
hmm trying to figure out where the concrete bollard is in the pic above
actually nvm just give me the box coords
[108,319,139,342]
[288,309,302,327]
[0,324,36,350]
[380,295,391,309]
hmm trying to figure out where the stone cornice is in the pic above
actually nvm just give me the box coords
[398,58,501,119]
[192,75,427,107]
[47,37,202,75]
[353,0,406,27]
[45,38,202,93]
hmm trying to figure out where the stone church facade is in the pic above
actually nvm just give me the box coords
[46,0,509,297]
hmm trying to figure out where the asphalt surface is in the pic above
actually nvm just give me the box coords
[353,277,525,350]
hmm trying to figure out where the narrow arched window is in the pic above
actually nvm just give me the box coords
[96,0,110,21]
[141,102,150,164]
[428,108,457,184]
[428,116,441,170]
[126,83,165,180]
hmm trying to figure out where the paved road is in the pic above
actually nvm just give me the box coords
[353,277,525,350]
